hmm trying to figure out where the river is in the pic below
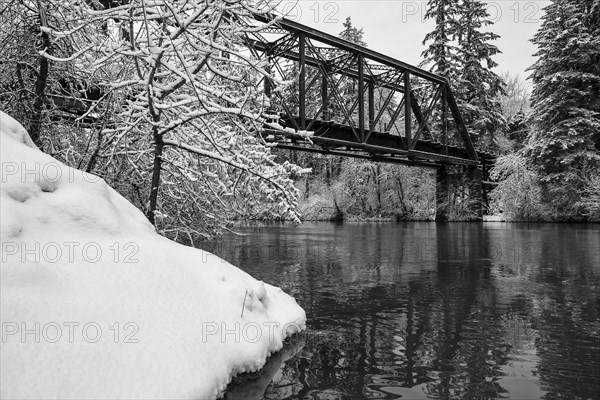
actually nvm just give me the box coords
[199,222,600,400]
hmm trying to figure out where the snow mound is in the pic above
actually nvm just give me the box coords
[0,112,38,149]
[0,111,306,399]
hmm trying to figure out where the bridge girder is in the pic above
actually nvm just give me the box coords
[238,14,487,167]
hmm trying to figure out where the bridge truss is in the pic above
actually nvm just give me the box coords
[240,14,496,171]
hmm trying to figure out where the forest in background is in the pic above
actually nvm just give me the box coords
[0,0,598,243]
[277,0,599,223]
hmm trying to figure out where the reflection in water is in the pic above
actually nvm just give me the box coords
[225,337,306,400]
[200,222,600,399]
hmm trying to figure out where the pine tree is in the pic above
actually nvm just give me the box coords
[455,0,506,148]
[334,17,367,119]
[526,0,600,217]
[420,0,461,78]
[420,0,505,148]
[339,17,367,46]
[419,0,462,144]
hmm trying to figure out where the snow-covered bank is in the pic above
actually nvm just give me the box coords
[483,214,507,222]
[0,111,306,399]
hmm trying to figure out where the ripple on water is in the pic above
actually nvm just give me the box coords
[209,222,600,400]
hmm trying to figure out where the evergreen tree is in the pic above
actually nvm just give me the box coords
[334,17,367,120]
[419,0,461,78]
[339,17,367,46]
[455,0,506,148]
[419,0,462,145]
[526,0,600,217]
[506,111,529,148]
[420,0,505,148]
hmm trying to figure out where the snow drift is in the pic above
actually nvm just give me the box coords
[0,111,306,399]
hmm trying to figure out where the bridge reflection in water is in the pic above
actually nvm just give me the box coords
[201,222,600,400]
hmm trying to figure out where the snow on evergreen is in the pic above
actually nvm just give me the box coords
[525,0,600,215]
[420,0,506,148]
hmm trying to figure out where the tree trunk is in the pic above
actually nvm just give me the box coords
[325,158,331,187]
[304,175,310,199]
[146,132,164,225]
[85,129,104,173]
[30,4,51,146]
[395,175,407,217]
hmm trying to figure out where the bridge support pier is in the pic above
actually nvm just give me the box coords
[435,165,483,221]
[435,165,450,222]
[468,166,483,220]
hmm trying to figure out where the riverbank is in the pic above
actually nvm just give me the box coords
[0,112,306,399]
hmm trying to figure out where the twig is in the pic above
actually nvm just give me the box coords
[240,289,248,318]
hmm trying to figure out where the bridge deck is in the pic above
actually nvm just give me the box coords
[265,117,496,168]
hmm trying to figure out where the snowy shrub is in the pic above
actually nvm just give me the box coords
[2,0,310,242]
[576,170,600,222]
[436,166,482,221]
[329,160,435,221]
[489,153,550,221]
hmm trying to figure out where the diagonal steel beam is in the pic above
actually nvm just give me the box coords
[409,84,442,149]
[444,85,478,162]
[303,39,361,139]
[304,42,356,116]
[306,72,346,129]
[385,95,407,150]
[342,80,369,124]
[253,14,447,84]
[365,71,402,141]
[248,38,409,93]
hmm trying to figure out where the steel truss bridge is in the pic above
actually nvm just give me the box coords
[50,12,497,214]
[240,14,496,176]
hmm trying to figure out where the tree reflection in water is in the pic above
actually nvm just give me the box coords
[206,222,600,400]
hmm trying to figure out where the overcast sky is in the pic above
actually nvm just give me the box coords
[274,0,550,83]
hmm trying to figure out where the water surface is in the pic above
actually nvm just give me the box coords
[200,222,600,399]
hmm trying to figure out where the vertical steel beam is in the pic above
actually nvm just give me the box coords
[368,78,375,131]
[404,72,411,145]
[442,84,448,155]
[298,33,306,129]
[321,67,329,120]
[358,53,365,141]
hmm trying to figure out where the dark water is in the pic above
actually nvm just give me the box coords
[200,222,600,400]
